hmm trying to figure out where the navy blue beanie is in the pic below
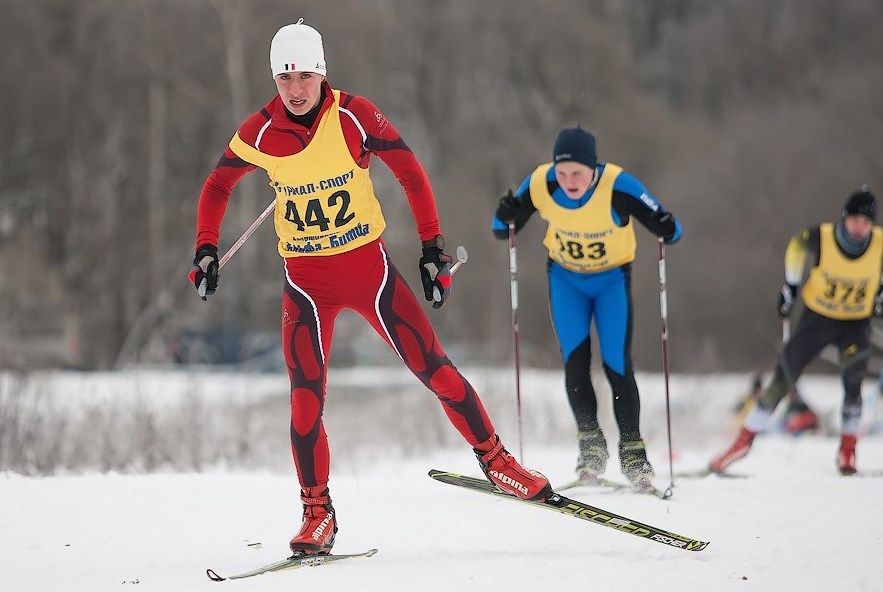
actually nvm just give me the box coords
[843,185,876,222]
[553,127,597,168]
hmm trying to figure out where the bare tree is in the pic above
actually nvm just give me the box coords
[1,0,881,370]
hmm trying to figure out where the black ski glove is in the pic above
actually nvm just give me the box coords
[649,209,678,243]
[189,244,220,300]
[495,190,523,223]
[419,235,453,309]
[778,283,796,318]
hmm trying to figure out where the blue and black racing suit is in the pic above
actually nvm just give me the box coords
[492,162,682,440]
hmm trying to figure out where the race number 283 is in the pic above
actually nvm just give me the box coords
[556,233,606,260]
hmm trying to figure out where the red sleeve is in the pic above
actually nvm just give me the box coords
[194,149,255,249]
[340,93,441,242]
[194,108,272,249]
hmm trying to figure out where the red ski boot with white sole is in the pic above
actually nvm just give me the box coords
[289,487,337,556]
[475,436,551,501]
[709,426,756,473]
[838,434,857,476]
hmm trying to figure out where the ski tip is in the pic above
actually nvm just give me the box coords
[366,548,379,557]
[206,568,226,582]
[688,540,711,552]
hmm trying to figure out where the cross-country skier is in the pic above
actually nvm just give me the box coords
[189,20,550,555]
[491,127,682,488]
[710,186,883,475]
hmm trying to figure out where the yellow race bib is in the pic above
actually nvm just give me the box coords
[802,223,883,320]
[228,89,386,257]
[530,162,636,272]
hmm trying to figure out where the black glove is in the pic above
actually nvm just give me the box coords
[419,235,453,309]
[189,244,220,300]
[778,283,796,318]
[495,190,523,224]
[650,209,678,243]
[874,291,883,318]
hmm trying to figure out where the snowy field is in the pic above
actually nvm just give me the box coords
[2,369,882,591]
[2,440,883,592]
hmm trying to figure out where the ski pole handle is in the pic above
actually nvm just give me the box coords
[432,246,467,302]
[658,239,668,330]
[450,245,468,275]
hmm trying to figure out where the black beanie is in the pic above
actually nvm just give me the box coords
[553,127,597,168]
[843,185,876,222]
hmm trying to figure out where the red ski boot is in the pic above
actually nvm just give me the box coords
[475,436,551,501]
[838,434,857,476]
[783,398,819,434]
[709,427,756,473]
[289,487,337,555]
[784,409,819,434]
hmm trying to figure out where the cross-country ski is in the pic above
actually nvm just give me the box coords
[206,548,378,581]
[429,470,706,551]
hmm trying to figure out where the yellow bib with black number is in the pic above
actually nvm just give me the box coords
[530,162,635,272]
[228,89,386,257]
[802,223,883,320]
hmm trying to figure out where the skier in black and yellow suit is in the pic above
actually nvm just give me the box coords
[711,187,883,475]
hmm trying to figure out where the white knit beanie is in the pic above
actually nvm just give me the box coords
[269,19,326,77]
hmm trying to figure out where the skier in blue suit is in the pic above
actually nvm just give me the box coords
[492,126,682,487]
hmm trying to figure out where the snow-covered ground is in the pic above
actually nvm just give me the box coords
[2,369,882,591]
[2,439,882,592]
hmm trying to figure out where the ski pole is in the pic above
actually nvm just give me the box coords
[198,199,275,298]
[508,223,525,461]
[450,246,468,275]
[428,246,468,303]
[657,238,675,498]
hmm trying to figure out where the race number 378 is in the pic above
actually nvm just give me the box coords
[824,278,868,304]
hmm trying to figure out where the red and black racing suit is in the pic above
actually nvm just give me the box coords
[195,82,495,487]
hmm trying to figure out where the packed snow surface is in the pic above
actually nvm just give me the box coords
[2,370,882,590]
[3,439,882,591]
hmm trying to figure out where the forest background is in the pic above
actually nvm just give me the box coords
[2,0,881,372]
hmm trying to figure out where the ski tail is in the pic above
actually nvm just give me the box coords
[557,475,669,499]
[557,475,628,493]
[207,548,378,581]
[674,468,749,479]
